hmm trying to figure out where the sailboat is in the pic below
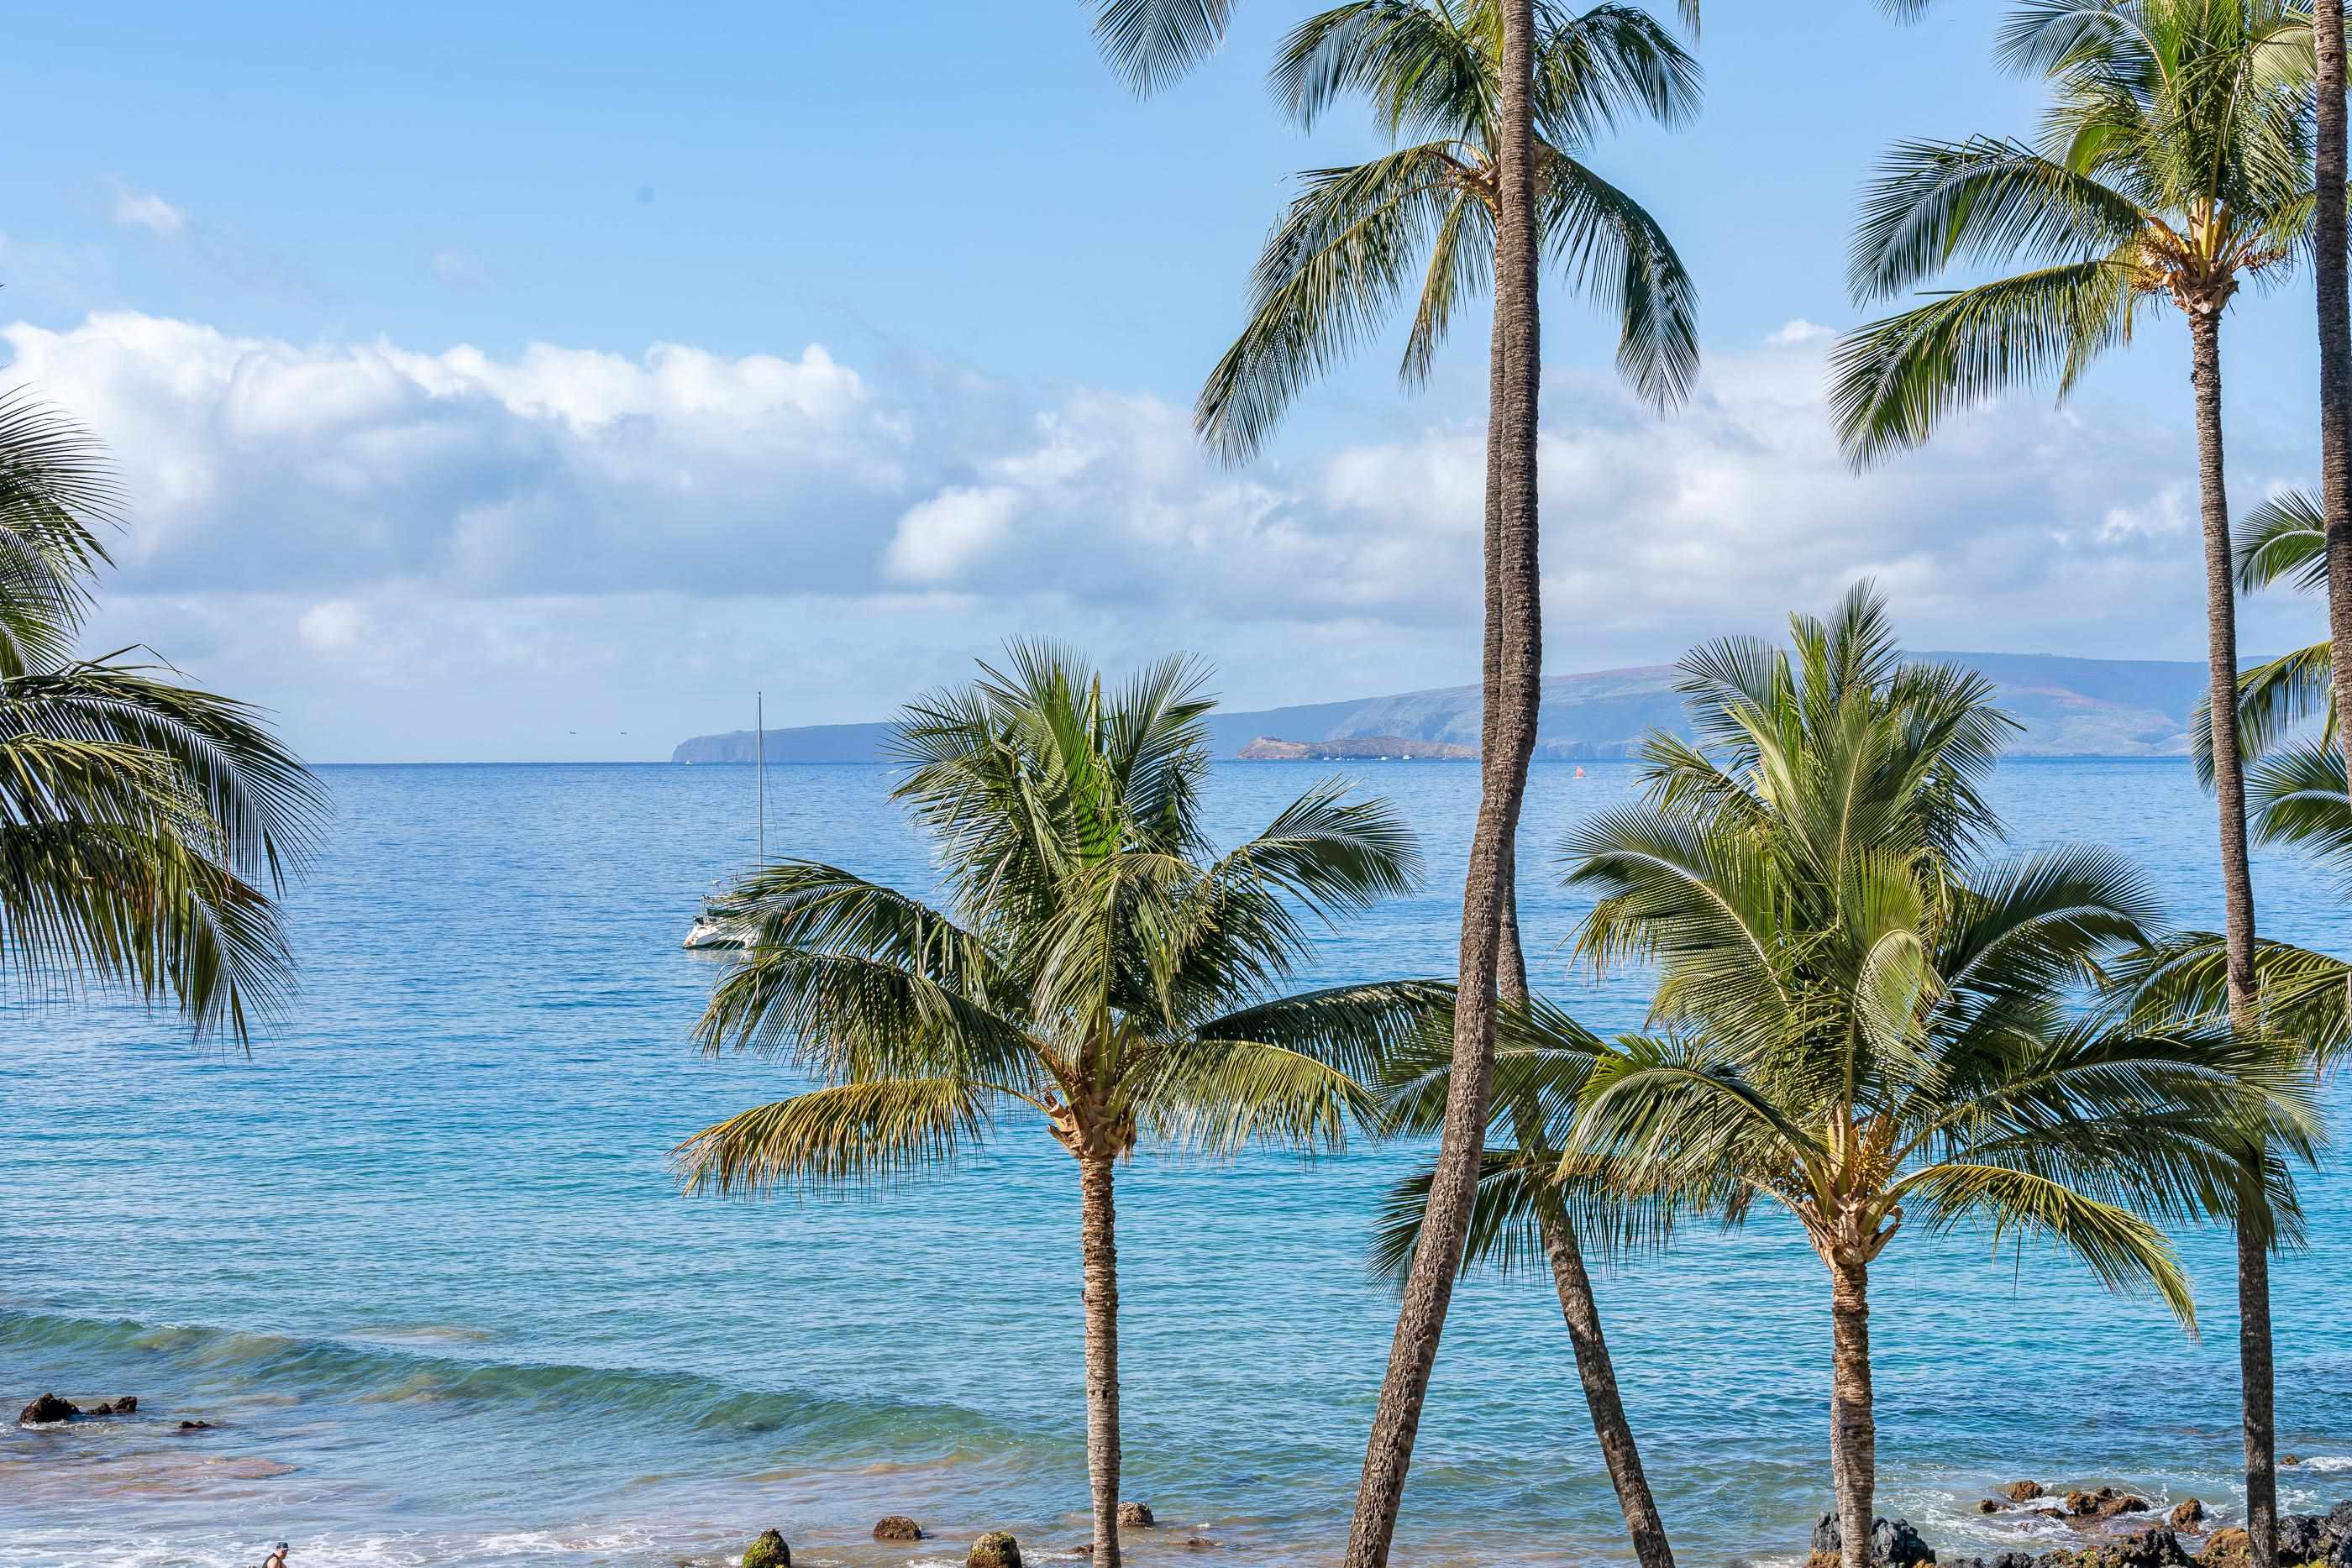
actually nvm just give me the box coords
[683,694,765,951]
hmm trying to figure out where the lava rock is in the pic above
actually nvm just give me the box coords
[1809,1513,1936,1568]
[2064,1529,2192,1568]
[2008,1485,2049,1504]
[1994,1554,2037,1568]
[17,1394,76,1424]
[2328,1502,2352,1537]
[2281,1517,2327,1563]
[2199,1528,2251,1568]
[2100,1498,2155,1523]
[873,1517,924,1543]
[176,1420,216,1432]
[1183,1539,1219,1551]
[967,1531,1021,1568]
[2171,1502,2208,1532]
[740,1529,790,1568]
[1984,1502,2009,1515]
[1118,1502,1155,1529]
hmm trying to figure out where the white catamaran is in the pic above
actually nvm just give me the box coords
[682,694,764,950]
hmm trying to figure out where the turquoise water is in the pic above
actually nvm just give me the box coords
[6,760,2352,1568]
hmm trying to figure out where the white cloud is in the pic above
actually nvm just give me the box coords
[296,599,370,654]
[2,308,2318,759]
[110,185,186,238]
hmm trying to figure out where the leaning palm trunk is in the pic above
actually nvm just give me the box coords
[1079,1152,1124,1568]
[1499,870,1677,1568]
[2190,307,2279,1568]
[1536,1170,1676,1568]
[1345,1,1544,1557]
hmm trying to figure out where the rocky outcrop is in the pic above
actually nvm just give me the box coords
[2008,1485,2049,1503]
[2170,1502,2207,1532]
[2200,1528,2251,1568]
[967,1532,1021,1568]
[873,1516,924,1542]
[1118,1502,1155,1529]
[2066,1490,2152,1523]
[1809,1513,1935,1568]
[16,1393,135,1424]
[740,1529,790,1568]
[175,1420,217,1433]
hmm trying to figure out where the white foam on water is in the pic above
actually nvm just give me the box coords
[2301,1457,2352,1474]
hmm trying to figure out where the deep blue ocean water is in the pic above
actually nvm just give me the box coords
[5,759,2352,1568]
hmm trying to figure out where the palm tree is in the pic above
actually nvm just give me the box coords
[0,390,320,1042]
[1370,994,1681,1568]
[1092,0,1560,1545]
[2310,0,2352,948]
[1830,8,2315,1556]
[675,643,1435,1568]
[1554,586,2312,1568]
[1185,8,1693,1551]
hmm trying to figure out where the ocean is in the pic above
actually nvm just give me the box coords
[5,759,2350,1568]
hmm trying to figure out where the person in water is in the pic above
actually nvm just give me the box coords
[262,1544,290,1568]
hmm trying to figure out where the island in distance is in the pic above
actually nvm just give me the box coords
[1236,735,1479,761]
[674,651,2229,764]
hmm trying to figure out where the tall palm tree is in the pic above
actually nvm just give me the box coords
[2312,0,2352,933]
[1555,587,2313,1568]
[1370,994,1681,1568]
[1830,8,2315,1556]
[0,391,320,1043]
[1091,0,1563,1546]
[1189,8,1693,1553]
[675,644,1434,1568]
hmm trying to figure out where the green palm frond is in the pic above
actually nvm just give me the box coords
[1203,0,1697,464]
[2244,738,2352,873]
[1847,137,2147,305]
[1093,0,1237,96]
[673,1077,997,1197]
[1831,256,2137,465]
[2236,489,2329,594]
[1892,1162,2197,1324]
[1141,1036,1378,1153]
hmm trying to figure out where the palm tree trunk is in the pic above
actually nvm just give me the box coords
[1343,0,1541,1559]
[1079,1152,1124,1568]
[1537,1194,1676,1568]
[2318,0,2352,1034]
[1830,1259,1876,1568]
[2189,307,2276,1568]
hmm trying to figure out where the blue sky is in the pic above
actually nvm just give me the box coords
[1,0,2334,759]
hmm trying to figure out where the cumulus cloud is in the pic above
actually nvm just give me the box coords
[1,308,2318,758]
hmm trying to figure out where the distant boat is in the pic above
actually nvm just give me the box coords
[683,694,765,951]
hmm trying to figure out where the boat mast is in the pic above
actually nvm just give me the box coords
[756,691,765,864]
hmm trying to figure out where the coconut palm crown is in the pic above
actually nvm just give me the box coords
[0,390,322,1042]
[1551,586,2313,1568]
[1833,0,2314,458]
[676,643,1436,1568]
[1196,0,1702,462]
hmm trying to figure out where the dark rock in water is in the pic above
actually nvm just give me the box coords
[967,1531,1021,1568]
[1118,1502,1156,1529]
[176,1420,216,1433]
[2286,1456,2303,1468]
[2008,1484,2049,1503]
[2171,1502,2207,1531]
[1809,1513,1935,1568]
[112,1396,135,1413]
[18,1394,76,1424]
[2098,1497,2154,1522]
[872,1517,924,1543]
[1070,1547,1092,1560]
[1993,1553,2036,1568]
[740,1529,790,1568]
[1984,1501,2009,1515]
[1183,1539,1219,1551]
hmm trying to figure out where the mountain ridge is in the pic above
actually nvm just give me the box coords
[671,650,2222,764]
